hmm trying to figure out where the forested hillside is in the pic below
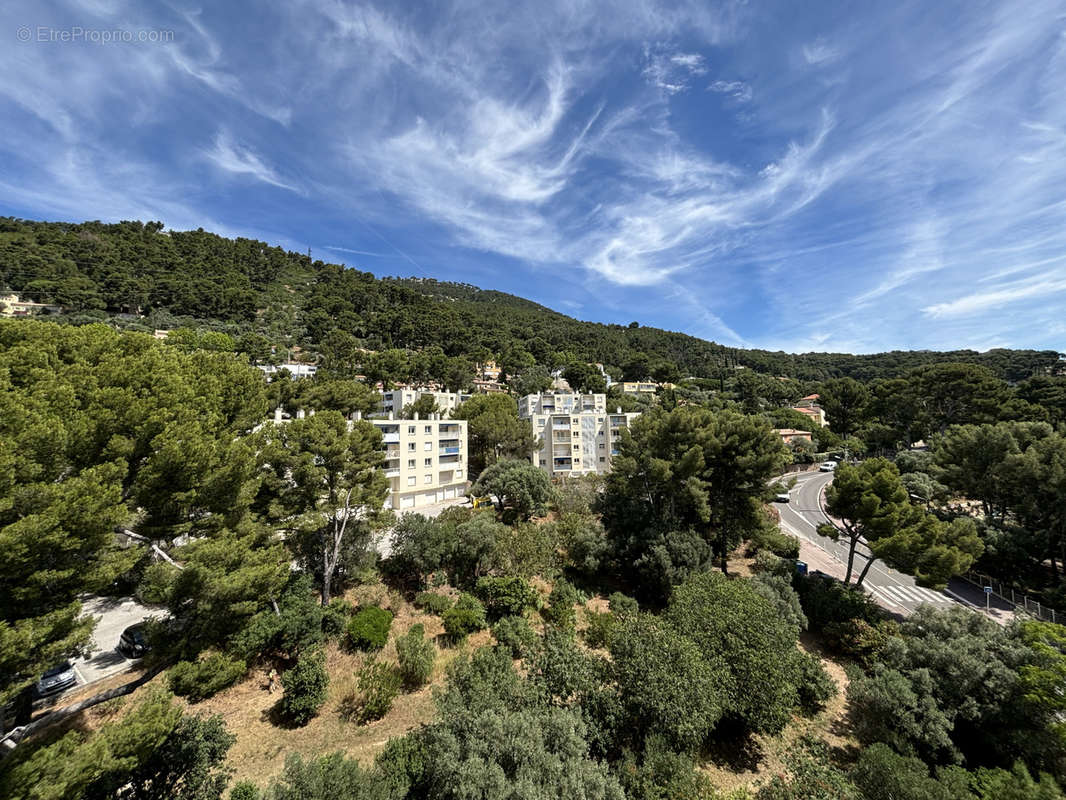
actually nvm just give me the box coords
[1,217,1061,381]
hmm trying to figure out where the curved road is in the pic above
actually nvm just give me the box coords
[777,470,1007,617]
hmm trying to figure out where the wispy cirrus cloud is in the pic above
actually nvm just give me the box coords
[1,0,1065,353]
[205,130,300,193]
[642,46,708,95]
[802,38,841,66]
[708,79,752,101]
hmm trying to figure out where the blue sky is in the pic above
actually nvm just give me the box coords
[2,0,1065,354]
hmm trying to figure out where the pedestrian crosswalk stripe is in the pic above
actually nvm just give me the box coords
[875,584,952,605]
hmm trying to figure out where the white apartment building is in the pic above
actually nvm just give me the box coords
[517,392,607,418]
[265,407,469,511]
[358,411,469,510]
[258,363,319,379]
[522,398,640,477]
[377,388,472,417]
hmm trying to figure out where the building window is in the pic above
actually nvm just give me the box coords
[599,457,606,462]
[425,425,432,434]
[424,474,432,485]
[599,443,605,449]
[424,457,432,466]
[424,442,432,451]
[408,442,416,451]
[407,459,415,468]
[408,425,416,434]
[407,476,416,486]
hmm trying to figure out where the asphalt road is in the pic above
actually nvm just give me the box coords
[72,597,157,686]
[776,470,1004,617]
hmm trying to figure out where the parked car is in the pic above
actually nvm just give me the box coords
[819,461,838,472]
[774,492,790,503]
[117,623,149,658]
[35,662,77,697]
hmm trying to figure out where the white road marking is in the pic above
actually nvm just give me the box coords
[874,584,952,605]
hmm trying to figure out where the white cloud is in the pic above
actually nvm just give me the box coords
[802,39,840,66]
[205,131,300,192]
[3,0,1066,353]
[922,274,1066,318]
[708,80,752,101]
[642,46,708,94]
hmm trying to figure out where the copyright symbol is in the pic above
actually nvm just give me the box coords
[16,26,31,42]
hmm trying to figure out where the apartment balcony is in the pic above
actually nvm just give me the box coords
[382,432,400,444]
[385,468,401,478]
[440,446,461,455]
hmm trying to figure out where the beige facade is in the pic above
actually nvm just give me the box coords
[621,381,675,395]
[774,428,813,444]
[525,407,640,477]
[368,413,469,510]
[377,388,471,417]
[518,392,607,418]
[791,405,827,427]
[267,408,469,511]
[0,293,61,316]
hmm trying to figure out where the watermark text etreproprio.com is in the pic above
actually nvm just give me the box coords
[16,25,175,44]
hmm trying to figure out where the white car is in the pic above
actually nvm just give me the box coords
[819,461,838,472]
[774,492,790,503]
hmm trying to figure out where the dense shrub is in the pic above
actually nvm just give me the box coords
[348,660,401,723]
[543,579,580,631]
[383,513,451,589]
[794,573,883,632]
[492,616,537,658]
[280,649,329,725]
[321,598,353,638]
[751,572,808,637]
[167,653,246,701]
[396,624,436,689]
[823,618,898,665]
[582,610,617,650]
[753,550,787,575]
[441,594,487,641]
[266,753,378,800]
[554,513,608,577]
[347,606,393,651]
[608,592,639,617]
[619,736,719,800]
[495,521,562,579]
[667,572,801,736]
[794,650,837,714]
[850,743,966,800]
[749,524,801,559]
[229,574,326,660]
[609,613,726,752]
[475,576,539,620]
[413,591,453,615]
[228,781,260,800]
